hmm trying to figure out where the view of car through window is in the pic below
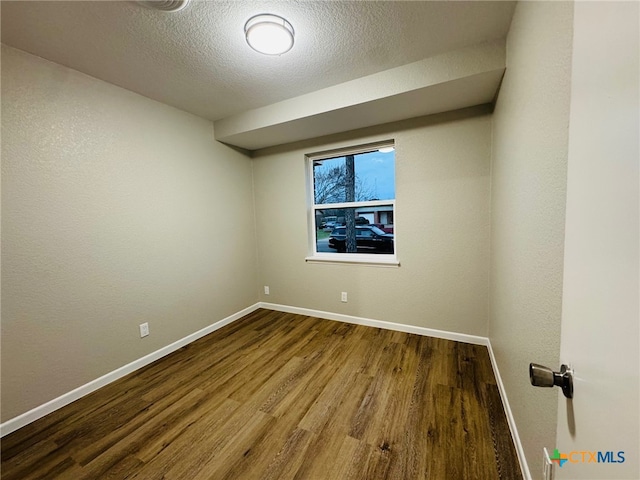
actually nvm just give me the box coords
[328,225,394,254]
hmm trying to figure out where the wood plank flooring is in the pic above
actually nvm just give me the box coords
[1,309,522,479]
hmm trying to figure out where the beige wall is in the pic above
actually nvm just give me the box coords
[0,46,259,422]
[253,107,492,336]
[489,2,573,476]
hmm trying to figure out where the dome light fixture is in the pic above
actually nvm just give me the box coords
[138,0,190,12]
[378,146,395,153]
[244,14,295,56]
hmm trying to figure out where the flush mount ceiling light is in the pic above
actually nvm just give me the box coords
[378,146,395,153]
[138,0,190,12]
[244,14,295,56]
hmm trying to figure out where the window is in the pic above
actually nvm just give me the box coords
[306,142,397,265]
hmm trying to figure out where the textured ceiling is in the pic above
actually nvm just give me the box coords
[1,0,516,126]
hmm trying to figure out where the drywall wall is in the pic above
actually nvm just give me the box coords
[489,1,573,477]
[252,106,492,336]
[556,2,639,479]
[1,45,258,422]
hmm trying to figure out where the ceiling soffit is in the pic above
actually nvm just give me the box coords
[215,41,506,150]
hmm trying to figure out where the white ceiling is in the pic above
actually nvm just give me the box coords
[1,0,516,150]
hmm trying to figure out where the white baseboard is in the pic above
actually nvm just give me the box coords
[486,339,532,480]
[2,300,528,480]
[259,302,489,345]
[0,303,261,438]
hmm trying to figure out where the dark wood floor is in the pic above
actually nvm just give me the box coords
[1,309,521,479]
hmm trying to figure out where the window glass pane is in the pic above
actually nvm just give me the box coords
[312,149,395,205]
[315,206,394,254]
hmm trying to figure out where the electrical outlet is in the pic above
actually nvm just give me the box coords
[264,286,270,295]
[341,292,348,303]
[139,322,149,338]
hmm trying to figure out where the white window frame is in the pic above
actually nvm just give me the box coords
[305,141,399,267]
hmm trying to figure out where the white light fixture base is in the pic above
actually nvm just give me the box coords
[138,0,190,12]
[245,14,295,56]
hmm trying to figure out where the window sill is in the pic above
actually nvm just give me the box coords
[305,253,400,267]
